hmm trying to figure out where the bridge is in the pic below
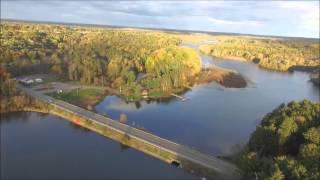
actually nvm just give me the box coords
[18,85,241,179]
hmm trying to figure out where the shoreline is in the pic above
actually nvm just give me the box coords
[216,56,248,62]
[204,54,319,73]
[82,67,247,105]
[193,67,247,88]
[103,67,247,103]
[0,96,242,180]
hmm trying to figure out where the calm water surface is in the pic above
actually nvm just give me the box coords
[2,50,319,179]
[95,54,319,156]
[1,112,198,179]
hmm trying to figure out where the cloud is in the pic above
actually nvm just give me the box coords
[300,9,319,34]
[61,13,75,18]
[207,17,263,27]
[276,1,317,10]
[1,1,319,38]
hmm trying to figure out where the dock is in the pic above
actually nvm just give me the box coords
[171,93,189,101]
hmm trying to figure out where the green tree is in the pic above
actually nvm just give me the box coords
[238,100,320,180]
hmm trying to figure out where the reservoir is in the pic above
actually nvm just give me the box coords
[1,112,198,179]
[1,52,319,179]
[95,54,319,156]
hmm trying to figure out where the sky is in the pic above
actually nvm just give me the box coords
[1,0,319,38]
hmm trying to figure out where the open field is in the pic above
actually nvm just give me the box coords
[46,88,106,110]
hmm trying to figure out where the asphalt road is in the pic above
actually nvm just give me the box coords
[18,85,241,179]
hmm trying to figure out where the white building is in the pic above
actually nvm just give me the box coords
[35,78,43,83]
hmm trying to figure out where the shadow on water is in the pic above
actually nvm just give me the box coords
[68,121,91,132]
[1,112,48,124]
[119,143,130,151]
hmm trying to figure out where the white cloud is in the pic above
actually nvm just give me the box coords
[61,13,75,18]
[1,1,319,38]
[300,10,319,36]
[207,17,263,27]
[276,1,316,10]
[300,10,319,34]
[275,1,319,36]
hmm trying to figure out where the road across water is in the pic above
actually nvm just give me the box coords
[18,85,241,179]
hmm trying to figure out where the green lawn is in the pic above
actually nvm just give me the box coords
[47,88,105,102]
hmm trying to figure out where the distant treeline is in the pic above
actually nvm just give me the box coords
[0,23,202,99]
[200,36,320,72]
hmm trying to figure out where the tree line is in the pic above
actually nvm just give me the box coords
[0,22,202,99]
[200,36,320,72]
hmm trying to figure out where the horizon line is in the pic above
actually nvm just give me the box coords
[1,18,319,40]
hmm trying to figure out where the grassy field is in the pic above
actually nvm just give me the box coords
[47,88,106,110]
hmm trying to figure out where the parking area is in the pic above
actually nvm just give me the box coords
[15,74,82,94]
[32,82,83,94]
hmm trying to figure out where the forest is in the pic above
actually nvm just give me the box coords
[237,100,320,179]
[0,68,48,113]
[1,22,319,179]
[0,22,202,99]
[200,36,320,72]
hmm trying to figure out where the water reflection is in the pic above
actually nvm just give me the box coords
[1,112,198,179]
[135,101,141,109]
[68,121,91,132]
[119,143,130,151]
[95,55,319,156]
[1,111,48,124]
[100,95,182,112]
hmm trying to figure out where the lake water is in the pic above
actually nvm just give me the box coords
[1,112,198,179]
[1,52,319,179]
[95,54,319,156]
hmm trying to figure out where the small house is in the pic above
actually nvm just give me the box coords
[141,90,148,98]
